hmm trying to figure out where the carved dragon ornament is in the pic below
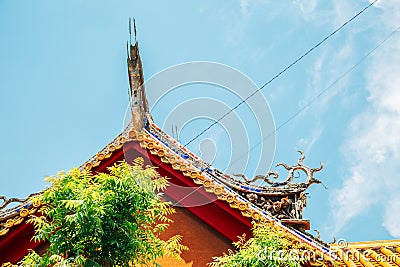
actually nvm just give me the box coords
[233,150,325,190]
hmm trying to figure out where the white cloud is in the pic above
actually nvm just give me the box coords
[293,0,318,19]
[299,55,324,108]
[367,38,400,114]
[298,39,354,117]
[331,2,400,237]
[240,0,250,17]
[332,0,354,28]
[383,195,400,237]
[297,125,323,155]
[332,109,400,234]
[373,0,400,28]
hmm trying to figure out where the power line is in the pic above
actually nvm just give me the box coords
[184,0,378,147]
[229,24,400,168]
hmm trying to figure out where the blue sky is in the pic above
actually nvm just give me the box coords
[1,0,399,243]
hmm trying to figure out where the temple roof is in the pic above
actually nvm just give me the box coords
[331,240,400,267]
[3,126,400,266]
[0,121,333,262]
[1,38,399,267]
[0,124,322,241]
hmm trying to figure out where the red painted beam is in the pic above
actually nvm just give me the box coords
[0,219,42,264]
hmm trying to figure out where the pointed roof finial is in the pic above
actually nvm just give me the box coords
[133,18,137,43]
[126,40,129,60]
[128,18,132,46]
[126,19,148,131]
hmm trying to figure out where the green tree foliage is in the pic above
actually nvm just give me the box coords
[209,221,302,267]
[19,159,187,267]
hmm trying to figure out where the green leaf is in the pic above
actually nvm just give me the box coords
[19,160,185,267]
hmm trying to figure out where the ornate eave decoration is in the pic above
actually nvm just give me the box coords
[223,151,325,221]
[232,150,324,190]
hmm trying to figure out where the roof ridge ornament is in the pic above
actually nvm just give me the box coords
[0,196,27,210]
[127,19,149,131]
[128,17,137,47]
[0,193,39,211]
[228,151,326,225]
[233,150,326,189]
